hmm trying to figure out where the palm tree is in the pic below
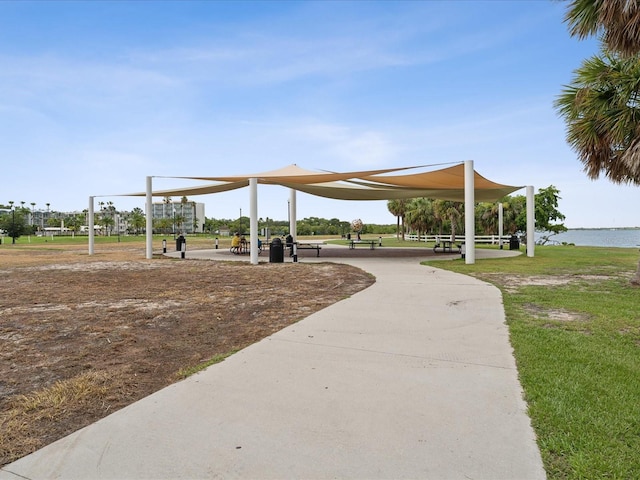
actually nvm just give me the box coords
[405,198,435,238]
[433,200,463,242]
[501,196,526,235]
[387,199,409,240]
[130,207,146,234]
[560,4,640,285]
[477,202,500,235]
[180,196,189,233]
[555,53,640,285]
[162,196,172,219]
[564,0,640,57]
[555,52,640,184]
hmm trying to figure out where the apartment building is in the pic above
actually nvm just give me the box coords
[151,201,205,234]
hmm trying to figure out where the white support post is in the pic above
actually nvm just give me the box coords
[249,178,258,265]
[464,160,475,264]
[146,176,153,260]
[498,203,504,250]
[88,196,95,255]
[526,185,535,258]
[289,188,297,242]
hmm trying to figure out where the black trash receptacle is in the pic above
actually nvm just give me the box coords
[176,235,186,251]
[509,235,520,250]
[270,237,284,263]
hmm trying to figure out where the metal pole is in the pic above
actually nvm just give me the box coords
[11,207,15,244]
[289,189,297,242]
[249,178,259,265]
[88,196,95,255]
[498,203,504,250]
[526,186,535,258]
[464,160,475,264]
[145,176,153,260]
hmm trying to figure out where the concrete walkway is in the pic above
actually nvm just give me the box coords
[1,247,545,479]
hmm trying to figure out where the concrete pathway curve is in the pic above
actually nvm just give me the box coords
[1,248,545,479]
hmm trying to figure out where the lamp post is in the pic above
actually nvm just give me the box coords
[11,205,16,244]
[115,212,121,243]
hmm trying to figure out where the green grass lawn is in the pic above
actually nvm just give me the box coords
[0,234,229,249]
[429,246,640,479]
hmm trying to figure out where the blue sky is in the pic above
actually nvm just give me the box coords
[1,1,637,228]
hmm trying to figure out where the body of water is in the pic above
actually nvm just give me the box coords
[538,229,640,248]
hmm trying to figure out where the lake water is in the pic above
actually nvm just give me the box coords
[538,229,640,248]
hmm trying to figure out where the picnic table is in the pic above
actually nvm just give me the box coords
[349,240,376,250]
[433,240,461,253]
[294,242,322,257]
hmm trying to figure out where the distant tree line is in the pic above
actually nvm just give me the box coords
[1,186,566,243]
[387,186,567,243]
[202,216,397,236]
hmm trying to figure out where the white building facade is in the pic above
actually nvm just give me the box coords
[151,201,205,234]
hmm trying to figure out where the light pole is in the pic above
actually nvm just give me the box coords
[11,205,16,244]
[45,203,50,236]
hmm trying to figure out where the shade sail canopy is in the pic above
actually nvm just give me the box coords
[123,180,249,197]
[180,164,419,185]
[122,163,522,202]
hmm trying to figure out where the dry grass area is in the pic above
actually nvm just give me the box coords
[0,242,374,466]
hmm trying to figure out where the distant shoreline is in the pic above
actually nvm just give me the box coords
[539,228,640,248]
[568,227,639,231]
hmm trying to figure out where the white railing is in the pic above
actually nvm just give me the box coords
[404,234,511,244]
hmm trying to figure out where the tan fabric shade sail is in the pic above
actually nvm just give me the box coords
[96,160,535,264]
[125,180,250,197]
[124,163,522,202]
[179,164,419,185]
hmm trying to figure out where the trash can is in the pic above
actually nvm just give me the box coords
[176,235,186,251]
[269,237,284,263]
[509,235,520,250]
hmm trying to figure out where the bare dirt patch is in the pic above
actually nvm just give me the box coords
[481,273,617,293]
[0,246,374,466]
[523,303,591,323]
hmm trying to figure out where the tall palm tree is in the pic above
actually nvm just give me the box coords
[564,0,640,57]
[387,199,409,240]
[180,196,189,233]
[556,53,640,285]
